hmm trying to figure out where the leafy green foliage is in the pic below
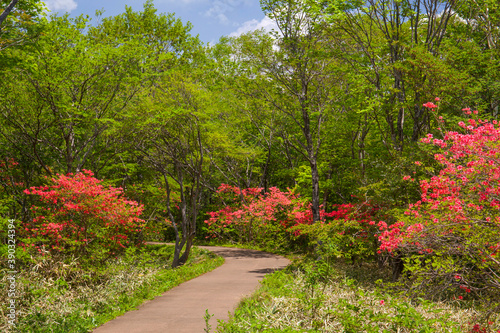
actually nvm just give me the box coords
[1,0,500,329]
[0,0,45,54]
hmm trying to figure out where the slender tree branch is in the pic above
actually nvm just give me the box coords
[0,0,19,28]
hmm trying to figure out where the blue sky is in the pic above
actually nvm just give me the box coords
[42,0,277,45]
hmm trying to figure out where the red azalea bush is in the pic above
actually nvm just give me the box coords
[205,184,382,259]
[22,170,145,264]
[204,184,300,248]
[378,107,500,315]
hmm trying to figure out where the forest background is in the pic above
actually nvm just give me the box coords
[1,0,500,331]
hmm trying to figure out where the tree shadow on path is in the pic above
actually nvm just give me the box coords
[206,247,278,259]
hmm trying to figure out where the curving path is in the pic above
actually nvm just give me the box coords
[93,246,290,333]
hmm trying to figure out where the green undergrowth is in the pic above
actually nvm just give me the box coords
[1,244,224,332]
[217,258,500,333]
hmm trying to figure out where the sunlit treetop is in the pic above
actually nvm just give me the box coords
[0,0,46,51]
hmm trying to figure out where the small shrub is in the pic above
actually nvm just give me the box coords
[205,184,383,258]
[295,201,383,265]
[204,185,302,249]
[22,170,145,265]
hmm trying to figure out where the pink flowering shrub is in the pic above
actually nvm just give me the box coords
[204,184,301,248]
[378,106,500,313]
[22,170,145,264]
[205,184,382,257]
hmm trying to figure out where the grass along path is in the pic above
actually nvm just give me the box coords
[1,244,224,333]
[218,260,500,333]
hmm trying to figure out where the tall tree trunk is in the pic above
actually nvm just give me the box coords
[179,232,195,265]
[310,158,320,222]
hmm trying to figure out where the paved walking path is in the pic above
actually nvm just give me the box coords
[93,246,290,333]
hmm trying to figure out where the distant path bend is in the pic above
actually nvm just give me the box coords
[93,246,290,333]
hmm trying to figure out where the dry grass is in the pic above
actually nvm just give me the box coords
[257,275,489,331]
[0,245,224,332]
[220,261,500,332]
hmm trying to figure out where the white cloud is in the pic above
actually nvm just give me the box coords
[229,16,278,37]
[204,0,251,25]
[44,0,78,12]
[204,0,231,24]
[205,9,229,24]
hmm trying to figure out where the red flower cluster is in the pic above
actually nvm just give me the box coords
[205,184,381,253]
[23,170,145,260]
[379,117,500,255]
[378,108,500,303]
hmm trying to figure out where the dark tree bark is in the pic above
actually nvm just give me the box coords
[0,0,19,28]
[138,100,204,268]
